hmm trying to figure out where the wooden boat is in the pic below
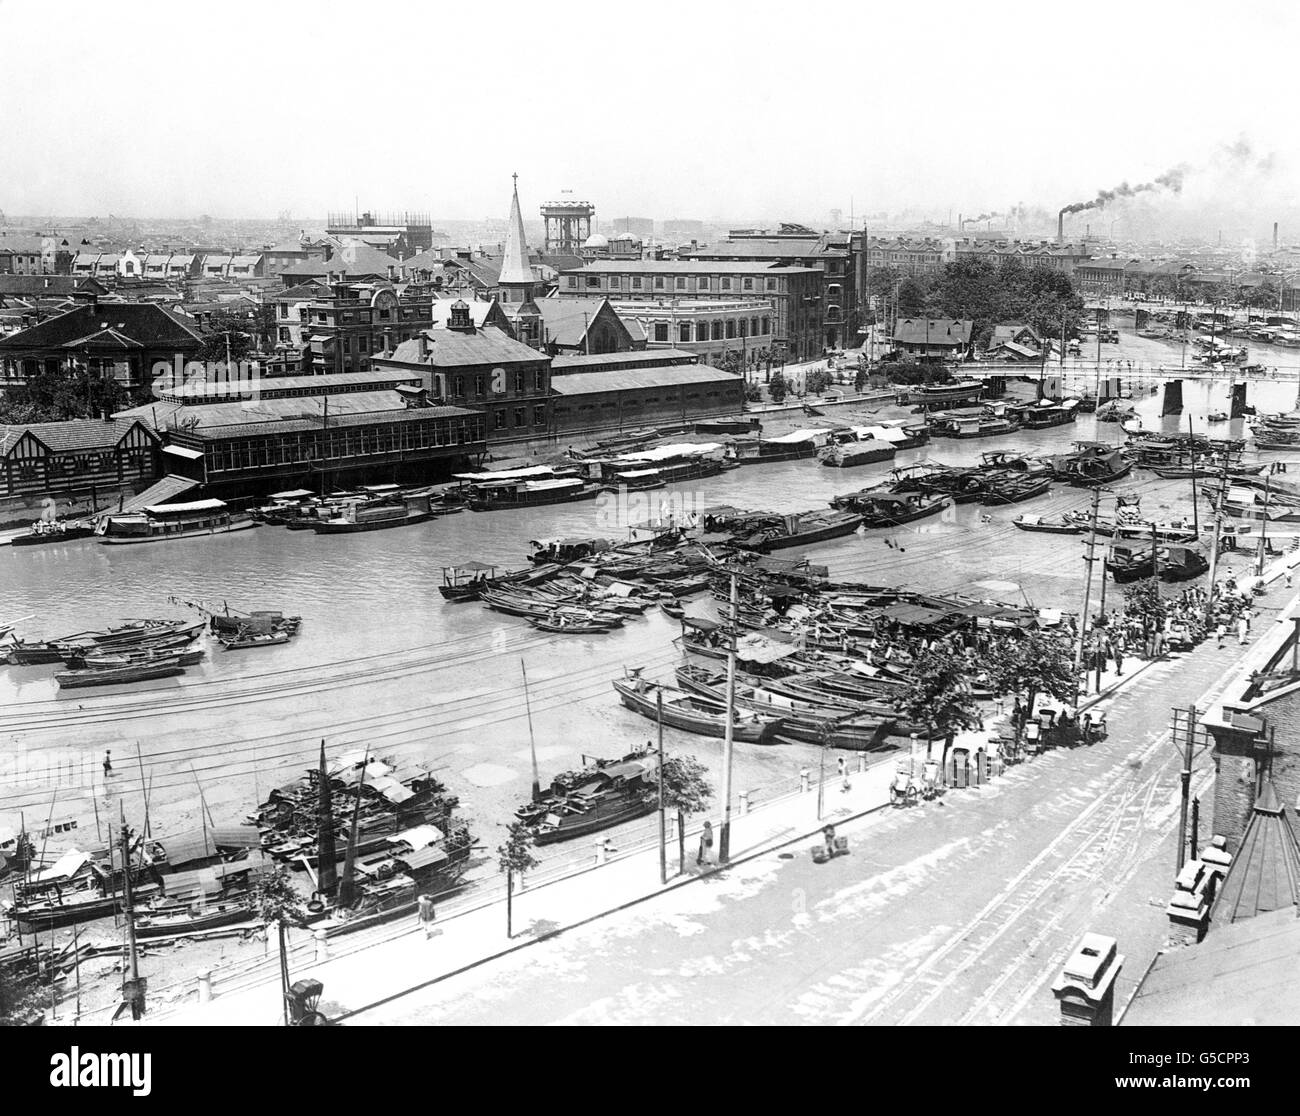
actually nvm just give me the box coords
[1012,514,1081,535]
[612,677,769,741]
[312,499,433,533]
[661,601,686,619]
[526,617,620,634]
[55,658,185,688]
[819,439,896,468]
[98,499,257,544]
[980,474,1052,505]
[853,491,951,527]
[1206,411,1229,423]
[439,562,500,601]
[134,899,256,939]
[77,647,205,669]
[1068,448,1133,487]
[930,402,1020,439]
[466,476,603,511]
[10,521,95,546]
[516,751,660,845]
[898,380,984,410]
[1150,464,1264,479]
[1013,399,1080,429]
[732,511,865,553]
[219,630,291,650]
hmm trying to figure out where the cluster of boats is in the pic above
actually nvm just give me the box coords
[255,750,474,933]
[613,563,1047,751]
[0,618,206,688]
[0,606,302,687]
[255,485,449,532]
[516,750,660,844]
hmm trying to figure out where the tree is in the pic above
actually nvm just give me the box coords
[1123,577,1168,649]
[895,277,930,317]
[658,755,713,875]
[195,309,254,365]
[899,647,982,777]
[854,366,869,394]
[986,630,1078,730]
[497,822,539,939]
[0,367,130,424]
[252,868,311,1025]
[768,369,788,404]
[805,368,832,395]
[743,382,763,403]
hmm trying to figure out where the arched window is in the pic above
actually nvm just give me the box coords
[711,321,723,341]
[696,323,709,342]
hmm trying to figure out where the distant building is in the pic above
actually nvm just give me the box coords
[865,236,951,275]
[891,317,973,360]
[0,296,204,396]
[560,260,823,362]
[0,418,160,505]
[325,210,436,256]
[0,235,45,276]
[534,297,638,355]
[372,299,552,447]
[278,246,403,286]
[608,217,654,239]
[610,299,774,367]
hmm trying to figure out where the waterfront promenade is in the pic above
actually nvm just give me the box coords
[137,553,1298,1026]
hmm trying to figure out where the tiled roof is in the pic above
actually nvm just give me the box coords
[532,298,621,347]
[0,275,107,297]
[551,365,739,395]
[893,318,973,346]
[563,261,819,275]
[0,302,203,351]
[180,403,480,441]
[682,238,827,259]
[551,348,697,370]
[280,245,401,279]
[0,418,156,456]
[383,326,543,369]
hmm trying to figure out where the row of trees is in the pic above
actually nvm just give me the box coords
[870,257,1086,349]
[0,368,130,425]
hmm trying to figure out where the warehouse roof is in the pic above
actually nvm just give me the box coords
[382,325,543,368]
[563,260,820,275]
[550,365,741,396]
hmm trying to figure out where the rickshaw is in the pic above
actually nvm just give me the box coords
[889,763,919,807]
[285,978,331,1026]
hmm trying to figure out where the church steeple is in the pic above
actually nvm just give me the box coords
[499,172,541,348]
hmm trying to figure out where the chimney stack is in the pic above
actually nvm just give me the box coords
[417,333,429,359]
[1274,222,1279,251]
[1057,211,1064,246]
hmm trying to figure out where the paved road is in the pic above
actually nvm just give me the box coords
[357,608,1274,1026]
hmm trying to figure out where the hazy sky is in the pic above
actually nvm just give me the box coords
[2,0,1297,231]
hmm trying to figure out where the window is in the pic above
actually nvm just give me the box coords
[279,303,289,317]
[494,410,505,430]
[632,277,643,290]
[278,327,290,342]
[454,376,464,397]
[762,316,771,335]
[696,323,709,342]
[738,319,747,337]
[475,375,485,397]
[568,276,577,288]
[359,336,369,353]
[766,278,777,291]
[726,320,736,338]
[609,276,620,289]
[675,277,687,290]
[750,317,760,336]
[743,278,754,291]
[586,276,602,288]
[514,371,524,394]
[698,276,710,290]
[720,277,732,291]
[653,277,665,289]
[514,407,525,427]
[711,321,723,340]
[533,405,546,426]
[535,369,545,391]
[679,323,691,343]
[653,323,669,343]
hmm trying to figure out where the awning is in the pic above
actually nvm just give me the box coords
[162,444,204,460]
[270,489,314,499]
[144,498,227,514]
[735,633,798,663]
[453,465,559,482]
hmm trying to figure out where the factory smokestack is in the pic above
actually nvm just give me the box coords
[1274,222,1279,251]
[1057,210,1064,245]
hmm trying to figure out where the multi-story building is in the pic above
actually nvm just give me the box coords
[371,300,552,448]
[324,210,436,256]
[681,231,860,349]
[864,236,952,275]
[0,418,160,508]
[953,238,1090,275]
[610,299,774,366]
[0,295,204,397]
[559,260,823,362]
[300,279,446,376]
[0,235,45,276]
[535,298,640,355]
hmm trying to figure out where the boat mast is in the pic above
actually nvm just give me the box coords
[718,565,738,864]
[521,659,541,801]
[1188,414,1199,536]
[657,689,666,887]
[316,741,338,900]
[1205,466,1230,625]
[337,748,368,910]
[118,802,142,1020]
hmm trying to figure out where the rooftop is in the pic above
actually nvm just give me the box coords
[1,417,157,456]
[561,261,820,276]
[380,326,544,369]
[550,365,740,395]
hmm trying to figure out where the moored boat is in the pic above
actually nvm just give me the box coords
[10,520,95,546]
[55,657,185,688]
[98,499,257,544]
[1012,513,1081,534]
[852,491,951,527]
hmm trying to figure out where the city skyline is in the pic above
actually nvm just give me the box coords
[2,0,1298,239]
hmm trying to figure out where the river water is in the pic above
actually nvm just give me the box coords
[0,363,1290,860]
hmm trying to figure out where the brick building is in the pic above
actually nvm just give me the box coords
[559,260,823,362]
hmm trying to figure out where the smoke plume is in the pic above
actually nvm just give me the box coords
[1059,164,1190,217]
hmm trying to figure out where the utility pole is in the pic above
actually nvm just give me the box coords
[1188,414,1200,536]
[1151,520,1160,583]
[657,689,666,886]
[717,567,738,864]
[1176,705,1198,874]
[1258,473,1272,577]
[521,660,540,802]
[119,803,143,1020]
[1204,466,1230,626]
[1073,486,1102,702]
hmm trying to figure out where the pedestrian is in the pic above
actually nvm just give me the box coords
[1243,605,1253,632]
[1113,640,1124,676]
[418,893,436,938]
[697,820,714,867]
[822,823,837,859]
[103,750,113,777]
[1237,614,1249,645]
[838,755,850,793]
[1287,569,1294,590]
